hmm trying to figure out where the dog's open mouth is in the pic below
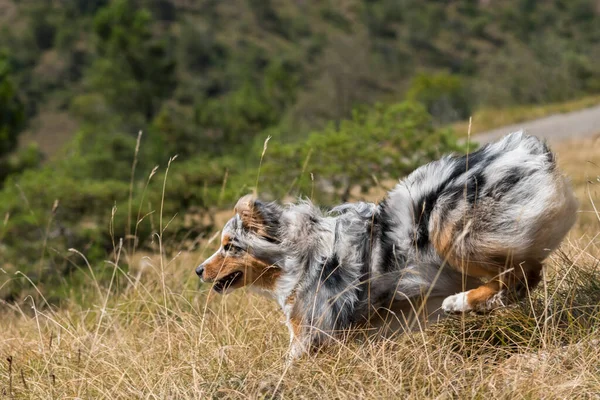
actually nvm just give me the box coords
[213,271,244,293]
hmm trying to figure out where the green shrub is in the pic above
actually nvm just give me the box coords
[0,166,132,302]
[89,0,176,122]
[196,81,280,150]
[262,101,467,203]
[0,53,25,158]
[0,143,43,183]
[406,72,472,125]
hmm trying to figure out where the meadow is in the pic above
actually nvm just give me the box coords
[2,2,600,398]
[2,135,600,399]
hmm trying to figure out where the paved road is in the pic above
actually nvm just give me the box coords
[471,103,600,144]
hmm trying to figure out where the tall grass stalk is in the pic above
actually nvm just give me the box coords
[127,131,143,257]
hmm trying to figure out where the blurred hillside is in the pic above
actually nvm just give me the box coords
[3,0,600,157]
[1,0,600,303]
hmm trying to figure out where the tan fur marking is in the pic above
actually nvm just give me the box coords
[202,251,281,290]
[432,220,498,279]
[466,280,501,308]
[432,221,455,261]
[221,235,232,246]
[454,260,498,279]
[248,256,281,290]
[432,213,541,309]
[234,194,269,235]
[430,214,488,276]
[285,291,297,306]
[289,316,302,337]
[202,253,230,282]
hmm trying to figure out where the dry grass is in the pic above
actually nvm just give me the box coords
[555,134,600,237]
[2,137,600,399]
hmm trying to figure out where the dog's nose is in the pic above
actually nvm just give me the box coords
[195,264,205,279]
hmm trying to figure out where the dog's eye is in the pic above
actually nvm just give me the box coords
[223,243,233,251]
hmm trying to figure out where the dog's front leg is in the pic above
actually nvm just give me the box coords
[285,317,309,364]
[287,338,308,363]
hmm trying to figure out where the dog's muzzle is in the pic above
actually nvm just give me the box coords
[195,264,205,281]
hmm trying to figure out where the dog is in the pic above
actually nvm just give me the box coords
[196,131,578,360]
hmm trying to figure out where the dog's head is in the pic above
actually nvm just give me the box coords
[195,195,283,293]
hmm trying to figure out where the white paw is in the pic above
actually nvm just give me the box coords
[442,292,472,313]
[286,341,306,366]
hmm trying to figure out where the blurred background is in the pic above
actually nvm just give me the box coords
[1,0,600,303]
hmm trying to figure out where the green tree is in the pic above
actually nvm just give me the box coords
[406,72,472,125]
[195,80,280,152]
[89,0,175,122]
[0,54,25,158]
[150,101,198,158]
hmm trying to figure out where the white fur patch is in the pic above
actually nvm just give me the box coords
[442,292,472,313]
[442,290,508,313]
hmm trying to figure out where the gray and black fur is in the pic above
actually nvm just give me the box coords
[197,131,578,359]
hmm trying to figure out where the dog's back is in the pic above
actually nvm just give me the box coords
[377,131,578,314]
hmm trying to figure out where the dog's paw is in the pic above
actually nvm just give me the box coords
[442,292,472,313]
[484,291,506,310]
[286,341,306,365]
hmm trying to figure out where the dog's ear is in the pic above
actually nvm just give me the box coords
[234,194,281,238]
[235,195,262,231]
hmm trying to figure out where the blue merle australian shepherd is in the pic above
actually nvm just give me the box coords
[196,131,577,359]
